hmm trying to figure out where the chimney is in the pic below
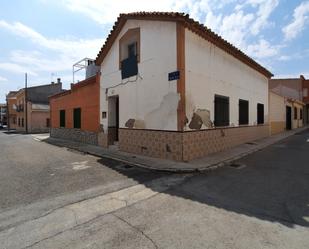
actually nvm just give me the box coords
[57,78,61,84]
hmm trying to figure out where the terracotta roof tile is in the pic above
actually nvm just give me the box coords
[95,12,273,78]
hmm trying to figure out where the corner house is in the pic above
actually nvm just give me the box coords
[90,12,273,161]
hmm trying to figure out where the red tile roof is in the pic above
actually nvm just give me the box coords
[95,12,273,78]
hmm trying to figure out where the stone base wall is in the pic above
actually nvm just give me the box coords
[182,125,270,161]
[119,125,270,161]
[119,129,183,161]
[98,132,108,148]
[50,128,98,145]
[108,127,118,145]
[270,121,285,135]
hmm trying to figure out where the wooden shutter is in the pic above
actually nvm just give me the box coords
[239,99,249,125]
[257,104,264,124]
[73,108,81,129]
[214,95,229,127]
[60,110,65,127]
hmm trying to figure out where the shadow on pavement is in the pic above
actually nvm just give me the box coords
[2,131,26,135]
[97,130,309,228]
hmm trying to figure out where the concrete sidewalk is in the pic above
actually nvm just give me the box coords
[36,127,308,172]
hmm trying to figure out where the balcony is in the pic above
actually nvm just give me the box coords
[121,55,138,79]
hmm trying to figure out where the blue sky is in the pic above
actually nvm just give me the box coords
[0,0,309,102]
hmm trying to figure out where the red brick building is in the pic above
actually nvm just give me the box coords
[302,75,309,125]
[49,74,101,145]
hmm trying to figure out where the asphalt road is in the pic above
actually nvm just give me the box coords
[0,131,167,211]
[0,129,308,249]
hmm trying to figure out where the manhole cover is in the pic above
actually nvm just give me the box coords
[229,163,246,169]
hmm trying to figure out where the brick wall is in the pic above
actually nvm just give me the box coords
[50,75,100,133]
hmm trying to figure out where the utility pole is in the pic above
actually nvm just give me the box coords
[6,97,9,132]
[25,73,28,134]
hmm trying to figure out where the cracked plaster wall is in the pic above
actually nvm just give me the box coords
[184,29,269,130]
[100,20,178,132]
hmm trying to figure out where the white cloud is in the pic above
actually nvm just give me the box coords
[54,0,281,59]
[219,11,255,49]
[60,0,178,24]
[0,20,105,82]
[0,20,104,61]
[58,0,234,25]
[247,0,279,35]
[283,1,309,40]
[10,50,75,72]
[202,0,279,54]
[0,62,37,76]
[246,39,281,59]
[0,76,8,82]
[0,0,284,84]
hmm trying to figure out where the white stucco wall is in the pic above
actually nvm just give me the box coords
[184,29,269,129]
[100,20,178,132]
[269,92,285,122]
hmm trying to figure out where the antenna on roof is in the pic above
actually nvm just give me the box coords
[51,73,56,84]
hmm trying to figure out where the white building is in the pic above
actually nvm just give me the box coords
[95,12,273,161]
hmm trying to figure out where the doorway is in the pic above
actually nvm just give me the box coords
[286,106,292,130]
[108,96,119,145]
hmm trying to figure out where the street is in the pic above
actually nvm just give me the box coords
[0,130,308,248]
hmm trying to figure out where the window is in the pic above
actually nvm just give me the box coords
[214,95,229,127]
[46,118,50,128]
[294,107,297,120]
[21,118,24,127]
[119,28,140,79]
[18,118,20,126]
[257,103,264,124]
[73,108,81,129]
[128,42,137,58]
[300,108,303,119]
[13,117,16,124]
[60,110,65,127]
[303,88,308,97]
[239,99,249,125]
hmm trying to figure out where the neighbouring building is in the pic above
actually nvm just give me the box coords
[6,91,18,130]
[301,75,309,125]
[269,76,305,132]
[95,12,272,161]
[49,73,100,145]
[0,104,7,125]
[15,81,63,133]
